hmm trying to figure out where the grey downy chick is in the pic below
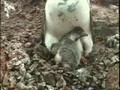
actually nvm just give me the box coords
[51,27,88,69]
[51,27,87,55]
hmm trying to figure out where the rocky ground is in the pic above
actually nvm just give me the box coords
[0,0,119,90]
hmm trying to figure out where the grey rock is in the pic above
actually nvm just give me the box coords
[34,71,41,76]
[103,59,112,66]
[17,49,31,65]
[76,68,92,82]
[9,75,17,87]
[60,87,72,90]
[37,83,46,90]
[56,76,66,88]
[26,78,36,85]
[46,85,54,90]
[111,55,119,63]
[17,82,27,90]
[2,73,9,86]
[87,87,94,90]
[97,74,104,80]
[107,34,119,48]
[25,73,32,79]
[18,82,38,90]
[43,72,56,86]
[29,62,38,71]
[19,64,26,76]
[101,80,106,89]
[93,76,98,82]
[25,86,38,90]
[7,49,31,70]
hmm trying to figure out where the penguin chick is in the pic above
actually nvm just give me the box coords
[51,27,87,69]
[54,42,80,69]
[51,27,87,56]
[61,27,88,42]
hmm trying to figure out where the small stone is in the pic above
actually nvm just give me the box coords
[87,87,94,90]
[86,82,90,86]
[116,43,119,49]
[17,76,22,80]
[26,78,35,85]
[9,75,17,87]
[15,60,22,66]
[76,68,92,82]
[25,14,32,20]
[17,82,26,90]
[115,34,119,40]
[101,81,106,89]
[99,62,104,66]
[72,86,81,90]
[29,62,38,71]
[43,72,56,86]
[38,83,46,90]
[7,60,14,70]
[19,64,26,76]
[35,71,41,76]
[103,72,108,78]
[26,86,37,90]
[107,34,119,48]
[96,74,104,79]
[24,42,32,48]
[109,4,118,10]
[103,59,111,66]
[96,80,100,84]
[25,73,32,79]
[1,36,7,41]
[46,85,54,90]
[11,43,23,50]
[111,55,119,63]
[17,49,31,65]
[56,76,66,88]
[60,86,72,90]
[38,59,46,66]
[93,76,98,82]
[2,73,9,86]
[116,9,119,13]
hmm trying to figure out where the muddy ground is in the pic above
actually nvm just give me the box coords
[0,0,119,90]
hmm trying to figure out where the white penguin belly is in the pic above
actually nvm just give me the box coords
[45,0,90,39]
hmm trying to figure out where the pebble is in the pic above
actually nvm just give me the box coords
[101,81,106,89]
